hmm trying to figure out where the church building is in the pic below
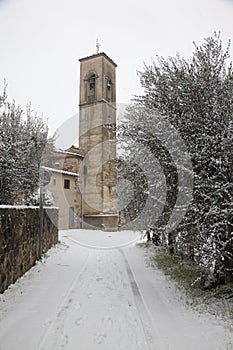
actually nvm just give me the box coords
[46,52,119,230]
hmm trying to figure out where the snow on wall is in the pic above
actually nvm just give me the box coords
[0,207,59,293]
[0,205,59,209]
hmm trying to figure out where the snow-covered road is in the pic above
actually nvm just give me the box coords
[0,230,232,350]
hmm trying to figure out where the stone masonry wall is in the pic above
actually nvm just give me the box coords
[0,207,59,293]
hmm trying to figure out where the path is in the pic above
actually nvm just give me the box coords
[0,230,232,350]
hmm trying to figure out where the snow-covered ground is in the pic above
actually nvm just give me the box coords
[0,229,232,350]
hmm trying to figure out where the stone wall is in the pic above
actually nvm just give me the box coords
[0,206,59,293]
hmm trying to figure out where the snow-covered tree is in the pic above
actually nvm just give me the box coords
[119,33,233,284]
[0,87,49,205]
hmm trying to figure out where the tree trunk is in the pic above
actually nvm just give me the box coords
[168,231,174,255]
[224,223,233,284]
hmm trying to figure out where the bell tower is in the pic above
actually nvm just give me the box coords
[79,52,118,230]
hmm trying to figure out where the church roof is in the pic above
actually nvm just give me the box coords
[55,148,85,158]
[79,52,117,67]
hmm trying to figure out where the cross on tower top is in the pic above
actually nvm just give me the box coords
[96,39,101,54]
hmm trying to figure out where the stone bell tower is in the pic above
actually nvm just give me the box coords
[79,52,118,230]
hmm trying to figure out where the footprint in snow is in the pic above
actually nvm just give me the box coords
[96,277,103,282]
[75,317,83,326]
[75,315,87,326]
[128,300,133,307]
[130,318,138,326]
[94,333,107,344]
[75,301,81,310]
[104,317,113,328]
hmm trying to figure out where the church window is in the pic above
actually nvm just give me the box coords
[106,76,112,101]
[87,74,96,102]
[64,179,70,189]
[107,79,112,90]
[89,74,95,91]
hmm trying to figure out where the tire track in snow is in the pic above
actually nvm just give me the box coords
[119,248,161,350]
[39,235,159,349]
[38,250,92,350]
[63,241,152,349]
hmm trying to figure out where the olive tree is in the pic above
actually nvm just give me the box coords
[0,87,49,205]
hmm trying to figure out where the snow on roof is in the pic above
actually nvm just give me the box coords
[42,166,79,177]
[55,149,85,158]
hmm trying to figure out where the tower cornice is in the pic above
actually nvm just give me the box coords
[79,52,117,67]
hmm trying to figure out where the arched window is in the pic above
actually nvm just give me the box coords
[89,74,95,91]
[107,79,112,90]
[87,73,96,102]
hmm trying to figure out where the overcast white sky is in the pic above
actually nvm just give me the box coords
[0,0,233,137]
